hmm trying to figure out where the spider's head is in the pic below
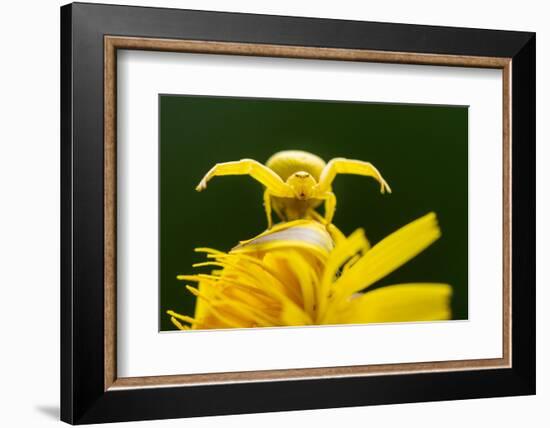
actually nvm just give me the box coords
[286,171,317,200]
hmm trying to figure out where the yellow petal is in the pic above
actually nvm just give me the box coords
[279,300,313,326]
[238,219,312,243]
[333,212,441,299]
[331,283,452,324]
[169,213,452,329]
[274,250,318,315]
[317,228,369,319]
[262,252,304,306]
[195,281,216,322]
[232,220,334,259]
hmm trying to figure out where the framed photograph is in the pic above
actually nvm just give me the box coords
[61,2,535,424]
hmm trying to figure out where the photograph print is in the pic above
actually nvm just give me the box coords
[160,94,468,331]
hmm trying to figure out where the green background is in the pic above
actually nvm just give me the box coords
[159,95,468,331]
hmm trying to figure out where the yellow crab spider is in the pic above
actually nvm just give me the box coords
[196,150,391,229]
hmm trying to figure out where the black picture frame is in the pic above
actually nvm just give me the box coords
[61,2,535,424]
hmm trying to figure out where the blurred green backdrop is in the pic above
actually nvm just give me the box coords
[159,95,468,331]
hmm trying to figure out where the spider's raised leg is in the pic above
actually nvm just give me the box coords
[196,159,293,197]
[316,158,392,194]
[196,159,293,229]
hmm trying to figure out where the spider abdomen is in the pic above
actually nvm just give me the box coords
[266,150,326,181]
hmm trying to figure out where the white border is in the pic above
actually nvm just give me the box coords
[117,50,503,378]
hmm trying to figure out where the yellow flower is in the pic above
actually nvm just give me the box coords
[167,213,451,330]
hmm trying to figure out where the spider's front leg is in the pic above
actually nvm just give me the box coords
[316,158,392,194]
[195,159,293,229]
[195,159,292,196]
[319,191,337,226]
[263,189,274,229]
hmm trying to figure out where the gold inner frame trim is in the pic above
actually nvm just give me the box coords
[104,35,512,391]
